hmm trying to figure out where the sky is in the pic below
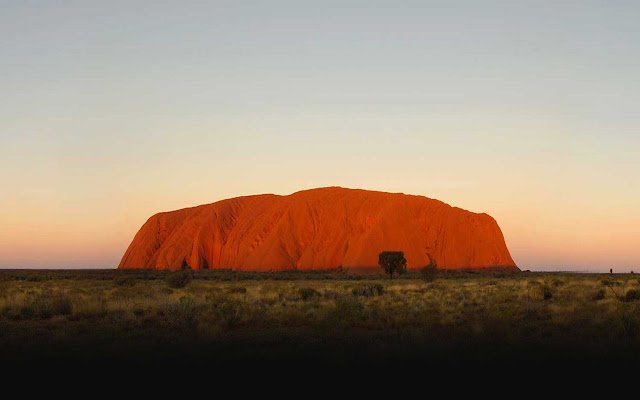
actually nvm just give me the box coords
[1,1,639,271]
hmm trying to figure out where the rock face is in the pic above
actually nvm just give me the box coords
[118,187,517,271]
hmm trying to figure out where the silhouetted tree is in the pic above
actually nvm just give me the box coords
[378,251,407,279]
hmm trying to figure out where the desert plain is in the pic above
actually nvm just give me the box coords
[1,269,639,373]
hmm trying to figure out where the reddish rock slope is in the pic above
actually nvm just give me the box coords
[118,187,516,271]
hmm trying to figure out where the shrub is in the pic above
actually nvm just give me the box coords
[328,296,365,323]
[543,285,553,301]
[421,265,438,282]
[163,296,199,329]
[378,251,407,278]
[298,287,320,301]
[20,305,35,319]
[621,311,640,339]
[4,308,21,320]
[227,287,247,294]
[165,270,192,289]
[323,290,339,300]
[210,298,242,329]
[33,294,73,319]
[352,283,384,297]
[592,288,606,301]
[623,289,640,302]
[114,276,136,287]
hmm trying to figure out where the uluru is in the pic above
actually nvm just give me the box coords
[118,187,517,271]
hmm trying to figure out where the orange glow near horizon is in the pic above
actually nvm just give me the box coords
[1,179,639,271]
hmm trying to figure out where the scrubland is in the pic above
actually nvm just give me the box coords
[1,269,639,370]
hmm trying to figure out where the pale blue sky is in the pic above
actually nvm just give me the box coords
[1,1,639,270]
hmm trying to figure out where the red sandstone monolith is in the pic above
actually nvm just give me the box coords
[118,187,517,271]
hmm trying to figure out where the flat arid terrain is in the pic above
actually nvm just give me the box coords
[1,269,639,374]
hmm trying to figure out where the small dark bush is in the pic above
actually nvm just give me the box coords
[621,311,640,339]
[323,290,339,300]
[20,306,35,319]
[352,284,384,297]
[165,270,192,289]
[114,276,136,287]
[623,289,640,302]
[33,294,73,319]
[328,296,365,323]
[298,287,320,301]
[209,298,242,329]
[163,297,199,329]
[592,288,606,301]
[227,287,247,294]
[543,285,553,300]
[421,265,438,282]
[5,309,21,320]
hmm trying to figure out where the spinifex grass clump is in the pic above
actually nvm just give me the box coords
[165,270,192,289]
[327,295,365,324]
[352,283,384,297]
[162,296,199,331]
[298,287,321,301]
[20,292,73,319]
[592,288,606,301]
[114,275,136,287]
[542,285,554,300]
[624,289,640,302]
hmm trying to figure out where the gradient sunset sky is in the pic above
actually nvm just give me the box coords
[1,1,638,271]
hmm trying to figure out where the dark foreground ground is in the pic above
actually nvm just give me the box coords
[1,269,639,378]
